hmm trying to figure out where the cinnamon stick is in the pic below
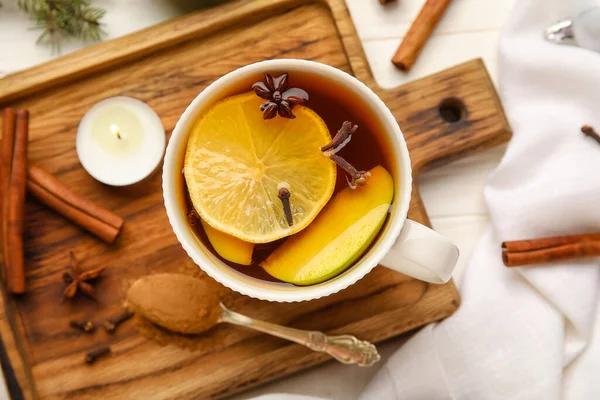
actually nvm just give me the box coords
[502,233,600,267]
[4,110,29,293]
[1,108,16,284]
[0,109,16,213]
[1,110,16,260]
[391,0,453,71]
[27,165,124,244]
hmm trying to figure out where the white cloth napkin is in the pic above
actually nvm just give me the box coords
[358,0,600,398]
[251,0,600,398]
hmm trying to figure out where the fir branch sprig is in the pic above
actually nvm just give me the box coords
[16,0,106,51]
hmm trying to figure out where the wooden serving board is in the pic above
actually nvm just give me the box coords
[0,0,511,399]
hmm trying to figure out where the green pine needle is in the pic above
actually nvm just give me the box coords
[16,0,106,52]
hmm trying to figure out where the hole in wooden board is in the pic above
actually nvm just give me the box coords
[438,98,466,123]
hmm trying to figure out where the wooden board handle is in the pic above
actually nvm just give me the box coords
[380,59,512,175]
[325,2,511,175]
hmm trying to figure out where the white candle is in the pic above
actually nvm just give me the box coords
[76,97,166,186]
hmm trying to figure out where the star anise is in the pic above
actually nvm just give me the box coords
[252,73,309,119]
[62,251,105,302]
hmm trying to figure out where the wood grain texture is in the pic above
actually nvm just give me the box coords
[381,58,512,174]
[0,0,510,398]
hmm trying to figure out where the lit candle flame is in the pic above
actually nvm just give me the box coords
[109,124,122,140]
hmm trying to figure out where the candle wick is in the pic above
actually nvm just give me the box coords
[110,124,123,140]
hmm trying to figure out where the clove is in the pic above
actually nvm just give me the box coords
[278,188,293,226]
[322,121,370,189]
[329,154,371,189]
[70,319,96,333]
[85,346,111,364]
[582,125,600,145]
[321,121,357,154]
[187,209,200,226]
[103,309,134,333]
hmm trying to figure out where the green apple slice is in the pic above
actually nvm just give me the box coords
[261,165,394,285]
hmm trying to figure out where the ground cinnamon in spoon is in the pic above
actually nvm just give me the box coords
[127,273,221,334]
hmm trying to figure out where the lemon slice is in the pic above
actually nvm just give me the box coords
[184,92,336,243]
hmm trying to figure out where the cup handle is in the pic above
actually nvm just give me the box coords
[379,220,459,284]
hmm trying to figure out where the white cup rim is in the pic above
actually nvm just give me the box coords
[163,59,412,302]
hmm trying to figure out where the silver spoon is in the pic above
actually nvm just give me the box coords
[545,1,600,52]
[127,274,381,367]
[218,302,381,367]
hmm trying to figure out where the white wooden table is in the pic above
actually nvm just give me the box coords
[0,0,517,398]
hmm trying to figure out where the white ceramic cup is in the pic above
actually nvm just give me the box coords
[163,59,459,302]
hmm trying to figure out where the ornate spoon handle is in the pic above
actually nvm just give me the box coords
[218,303,380,367]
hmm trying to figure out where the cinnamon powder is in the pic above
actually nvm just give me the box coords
[127,273,222,335]
[133,314,207,351]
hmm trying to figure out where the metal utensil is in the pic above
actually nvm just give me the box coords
[218,303,381,367]
[545,1,600,52]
